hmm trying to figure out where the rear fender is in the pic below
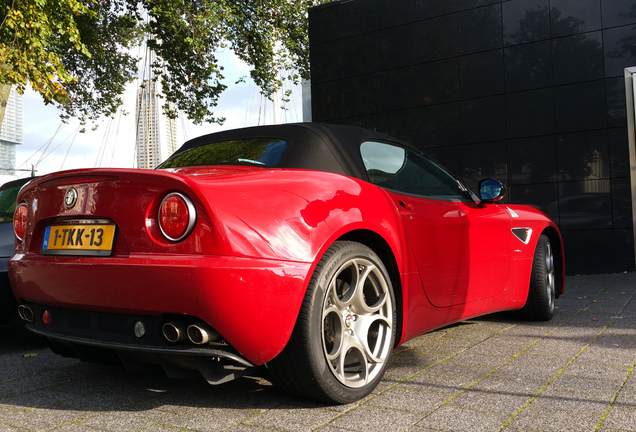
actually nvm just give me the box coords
[198,170,407,266]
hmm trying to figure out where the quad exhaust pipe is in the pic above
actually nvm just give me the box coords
[17,305,34,322]
[162,322,188,342]
[162,321,220,345]
[187,323,220,345]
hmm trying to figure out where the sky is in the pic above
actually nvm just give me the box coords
[12,49,306,180]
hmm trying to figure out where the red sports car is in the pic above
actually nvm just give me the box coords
[9,123,564,403]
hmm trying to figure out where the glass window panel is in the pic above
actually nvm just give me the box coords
[159,139,287,168]
[503,0,550,46]
[360,141,467,200]
[458,5,502,55]
[551,0,601,37]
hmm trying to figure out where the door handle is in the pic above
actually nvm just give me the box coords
[399,200,413,210]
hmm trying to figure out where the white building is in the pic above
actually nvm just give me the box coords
[134,80,177,169]
[0,87,23,176]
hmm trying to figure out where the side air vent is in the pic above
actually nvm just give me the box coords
[512,228,533,245]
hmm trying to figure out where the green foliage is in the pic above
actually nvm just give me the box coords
[0,0,93,106]
[0,0,328,126]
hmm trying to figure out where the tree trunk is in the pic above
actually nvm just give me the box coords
[0,83,11,134]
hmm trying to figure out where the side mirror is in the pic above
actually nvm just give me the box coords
[478,179,506,205]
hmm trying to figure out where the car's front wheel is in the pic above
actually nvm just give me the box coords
[268,241,396,404]
[522,234,556,321]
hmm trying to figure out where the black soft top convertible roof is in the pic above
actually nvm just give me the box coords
[166,122,414,181]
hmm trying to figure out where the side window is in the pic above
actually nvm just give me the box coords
[360,141,466,200]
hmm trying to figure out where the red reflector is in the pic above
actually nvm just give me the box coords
[43,310,51,325]
[13,203,27,241]
[159,195,190,240]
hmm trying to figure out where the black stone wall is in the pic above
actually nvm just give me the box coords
[309,0,636,275]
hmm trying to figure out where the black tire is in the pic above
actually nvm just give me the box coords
[522,234,556,321]
[268,241,396,404]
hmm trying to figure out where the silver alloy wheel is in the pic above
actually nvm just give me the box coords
[321,257,393,388]
[545,240,555,314]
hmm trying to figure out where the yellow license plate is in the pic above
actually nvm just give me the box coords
[42,224,116,256]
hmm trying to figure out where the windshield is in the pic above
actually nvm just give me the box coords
[158,138,287,169]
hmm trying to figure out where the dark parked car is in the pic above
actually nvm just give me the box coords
[0,177,34,326]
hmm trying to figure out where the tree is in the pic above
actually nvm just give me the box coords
[0,81,10,127]
[0,0,326,132]
[1,0,97,126]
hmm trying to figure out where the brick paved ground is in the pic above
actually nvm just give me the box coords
[1,273,635,431]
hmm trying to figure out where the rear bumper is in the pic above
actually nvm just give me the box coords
[9,253,312,365]
[22,304,257,384]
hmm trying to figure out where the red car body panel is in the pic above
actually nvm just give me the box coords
[12,252,311,365]
[9,123,564,372]
[10,167,409,364]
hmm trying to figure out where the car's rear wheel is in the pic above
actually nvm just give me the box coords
[522,234,556,321]
[268,241,396,404]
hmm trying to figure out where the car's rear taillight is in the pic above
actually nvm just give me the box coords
[158,193,196,241]
[14,203,27,241]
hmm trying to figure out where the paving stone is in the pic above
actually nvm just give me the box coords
[1,388,74,410]
[0,422,25,431]
[0,382,16,399]
[547,375,623,396]
[496,323,556,337]
[223,425,278,432]
[464,344,525,358]
[48,423,110,432]
[386,362,436,380]
[508,406,601,431]
[1,373,70,395]
[389,350,447,368]
[46,367,134,395]
[1,406,96,431]
[494,353,570,380]
[416,405,511,432]
[413,338,478,356]
[446,389,531,414]
[529,389,613,414]
[399,332,447,350]
[585,345,636,359]
[64,389,172,414]
[443,327,498,341]
[614,388,636,409]
[328,405,423,432]
[540,328,602,346]
[425,362,493,381]
[599,406,636,430]
[574,349,636,367]
[244,404,340,432]
[400,373,476,395]
[471,375,547,396]
[366,387,449,414]
[590,334,636,351]
[153,406,256,432]
[625,371,636,389]
[480,335,540,348]
[523,343,582,357]
[0,405,21,419]
[446,352,508,369]
[567,313,618,328]
[561,363,630,381]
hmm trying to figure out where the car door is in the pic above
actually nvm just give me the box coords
[361,141,512,308]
